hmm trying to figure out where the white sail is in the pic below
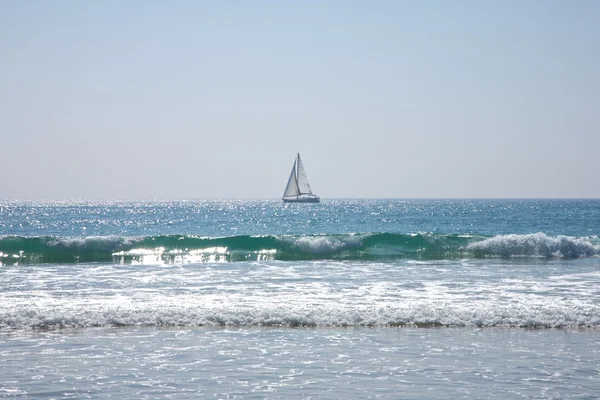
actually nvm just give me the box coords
[283,159,300,197]
[282,153,320,203]
[296,154,313,194]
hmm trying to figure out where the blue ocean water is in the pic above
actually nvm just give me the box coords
[1,199,599,398]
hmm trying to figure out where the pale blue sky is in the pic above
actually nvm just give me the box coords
[1,1,598,199]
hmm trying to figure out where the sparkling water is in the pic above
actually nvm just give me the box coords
[1,199,599,398]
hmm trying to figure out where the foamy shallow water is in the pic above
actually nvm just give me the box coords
[1,258,600,398]
[2,258,600,330]
[1,326,599,399]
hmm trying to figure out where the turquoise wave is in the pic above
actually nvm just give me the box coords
[0,232,598,265]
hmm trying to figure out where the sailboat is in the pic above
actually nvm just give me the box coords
[282,153,320,203]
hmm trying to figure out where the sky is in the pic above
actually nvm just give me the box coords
[1,1,598,199]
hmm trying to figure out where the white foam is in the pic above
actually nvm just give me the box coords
[2,254,599,331]
[2,300,599,330]
[284,235,362,254]
[467,233,600,258]
[49,235,137,249]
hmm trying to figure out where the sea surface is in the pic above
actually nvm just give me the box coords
[1,199,599,398]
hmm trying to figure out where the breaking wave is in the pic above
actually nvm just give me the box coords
[466,232,600,258]
[2,302,599,330]
[0,232,598,265]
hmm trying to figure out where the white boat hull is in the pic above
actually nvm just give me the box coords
[282,195,320,203]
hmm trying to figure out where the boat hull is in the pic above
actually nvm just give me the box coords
[282,196,320,203]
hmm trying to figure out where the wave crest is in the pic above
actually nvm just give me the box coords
[2,302,599,330]
[466,232,600,258]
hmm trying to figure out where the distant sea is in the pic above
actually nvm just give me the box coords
[1,199,599,398]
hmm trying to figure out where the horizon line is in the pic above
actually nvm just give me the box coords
[1,197,599,202]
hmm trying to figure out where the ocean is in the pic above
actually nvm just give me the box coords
[1,199,599,398]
